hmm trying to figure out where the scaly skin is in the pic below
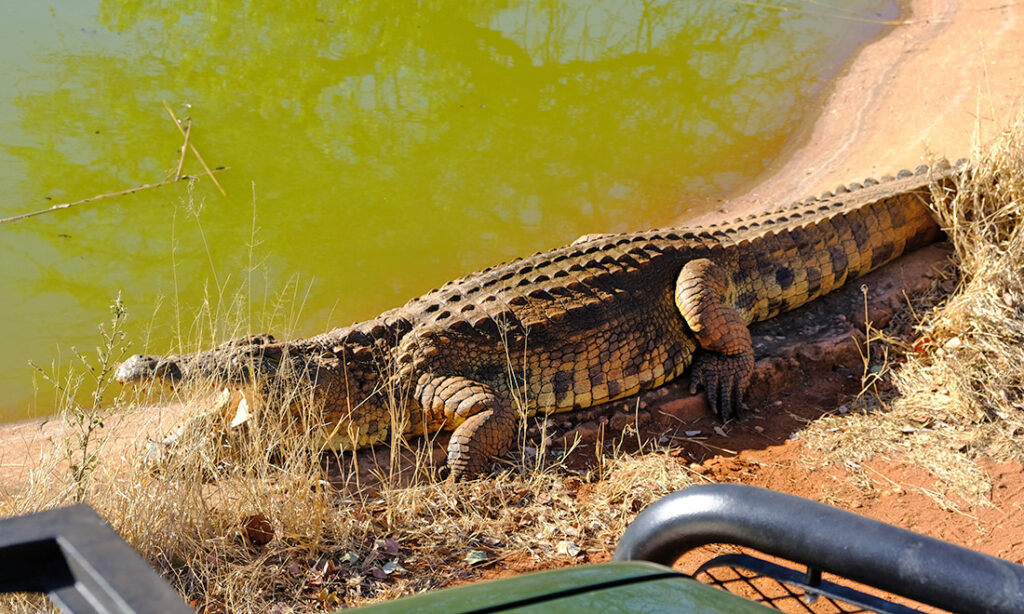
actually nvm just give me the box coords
[116,162,959,479]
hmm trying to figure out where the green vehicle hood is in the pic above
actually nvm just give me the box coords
[349,561,773,613]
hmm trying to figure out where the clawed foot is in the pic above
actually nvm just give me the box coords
[689,350,755,422]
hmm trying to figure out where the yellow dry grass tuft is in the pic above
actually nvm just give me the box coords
[1,392,694,612]
[801,115,1024,506]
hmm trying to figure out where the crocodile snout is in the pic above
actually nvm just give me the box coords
[115,354,182,385]
[115,354,157,384]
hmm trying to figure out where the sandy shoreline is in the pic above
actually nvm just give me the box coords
[690,0,1024,224]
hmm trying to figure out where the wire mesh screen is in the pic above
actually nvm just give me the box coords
[694,553,945,614]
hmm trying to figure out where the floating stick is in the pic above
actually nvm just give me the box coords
[0,169,229,225]
[163,102,226,195]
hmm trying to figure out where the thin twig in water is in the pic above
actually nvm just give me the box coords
[175,118,192,181]
[0,169,229,225]
[163,102,226,195]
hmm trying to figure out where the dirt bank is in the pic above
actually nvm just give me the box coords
[690,0,1024,224]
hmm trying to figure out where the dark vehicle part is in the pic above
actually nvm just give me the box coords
[614,483,1024,613]
[0,503,191,614]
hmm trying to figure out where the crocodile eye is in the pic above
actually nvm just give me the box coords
[155,361,182,382]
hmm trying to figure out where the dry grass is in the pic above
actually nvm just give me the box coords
[801,116,1024,506]
[1,383,695,612]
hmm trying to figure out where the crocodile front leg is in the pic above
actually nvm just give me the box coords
[416,374,517,480]
[674,258,755,421]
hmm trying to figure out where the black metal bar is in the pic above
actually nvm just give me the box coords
[0,504,192,614]
[805,565,821,588]
[613,483,1024,614]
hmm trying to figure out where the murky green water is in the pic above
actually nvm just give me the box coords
[0,1,897,420]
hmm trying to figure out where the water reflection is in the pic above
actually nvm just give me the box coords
[0,0,896,418]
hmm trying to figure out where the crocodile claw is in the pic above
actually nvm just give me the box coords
[688,350,755,422]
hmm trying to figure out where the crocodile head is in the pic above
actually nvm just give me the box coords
[114,321,415,450]
[115,334,282,388]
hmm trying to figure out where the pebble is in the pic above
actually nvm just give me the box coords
[609,412,632,431]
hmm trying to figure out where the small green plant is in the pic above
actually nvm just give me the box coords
[31,294,131,502]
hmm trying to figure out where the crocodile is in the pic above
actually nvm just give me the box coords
[116,162,959,479]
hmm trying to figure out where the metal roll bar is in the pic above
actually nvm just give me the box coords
[613,483,1024,614]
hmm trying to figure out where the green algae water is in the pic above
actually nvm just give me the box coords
[0,1,897,420]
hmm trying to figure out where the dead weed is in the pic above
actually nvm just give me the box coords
[802,115,1024,506]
